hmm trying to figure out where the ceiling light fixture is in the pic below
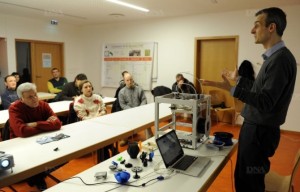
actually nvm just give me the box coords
[106,0,149,12]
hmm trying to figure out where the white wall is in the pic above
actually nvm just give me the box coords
[0,13,83,82]
[80,5,300,132]
[0,5,299,131]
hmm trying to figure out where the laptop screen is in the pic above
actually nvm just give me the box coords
[156,130,184,168]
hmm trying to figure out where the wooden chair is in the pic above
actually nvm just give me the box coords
[209,89,235,124]
[265,149,300,192]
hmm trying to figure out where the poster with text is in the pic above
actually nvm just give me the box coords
[102,42,155,90]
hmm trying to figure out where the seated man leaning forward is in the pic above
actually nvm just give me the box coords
[9,82,62,190]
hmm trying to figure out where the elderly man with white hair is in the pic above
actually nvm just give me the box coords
[9,82,62,190]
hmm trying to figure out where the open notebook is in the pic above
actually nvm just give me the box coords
[156,130,210,177]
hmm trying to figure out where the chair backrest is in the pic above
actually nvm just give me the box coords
[233,98,244,114]
[111,85,124,113]
[111,98,122,113]
[151,86,172,98]
[289,149,300,191]
[67,102,79,124]
[209,89,226,107]
[1,120,10,141]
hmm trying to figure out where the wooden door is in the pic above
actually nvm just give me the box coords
[31,42,64,92]
[194,36,238,123]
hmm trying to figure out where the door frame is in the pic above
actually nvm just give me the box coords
[15,39,65,87]
[194,36,239,123]
[194,35,239,92]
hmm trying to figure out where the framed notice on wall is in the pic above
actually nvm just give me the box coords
[42,53,52,68]
[101,42,157,90]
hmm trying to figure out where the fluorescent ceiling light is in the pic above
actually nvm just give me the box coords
[106,0,149,12]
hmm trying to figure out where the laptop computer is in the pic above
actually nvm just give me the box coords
[156,130,210,177]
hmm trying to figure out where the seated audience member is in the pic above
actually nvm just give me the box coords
[73,80,106,120]
[11,72,21,87]
[74,80,116,159]
[47,68,68,94]
[9,82,62,190]
[1,75,19,109]
[171,73,197,94]
[58,73,87,101]
[118,73,152,146]
[119,73,146,110]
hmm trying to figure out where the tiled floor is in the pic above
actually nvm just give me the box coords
[1,121,300,192]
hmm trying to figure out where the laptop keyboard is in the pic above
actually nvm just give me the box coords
[173,155,197,170]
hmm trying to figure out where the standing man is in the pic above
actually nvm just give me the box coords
[118,73,152,146]
[9,82,62,190]
[202,7,296,192]
[47,68,68,94]
[1,75,19,109]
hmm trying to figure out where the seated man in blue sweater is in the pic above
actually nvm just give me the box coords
[1,75,19,109]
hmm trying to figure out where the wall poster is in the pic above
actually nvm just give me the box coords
[101,42,157,90]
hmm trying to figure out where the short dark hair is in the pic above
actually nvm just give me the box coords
[74,73,87,81]
[51,68,59,72]
[122,71,128,77]
[256,7,286,37]
[176,73,183,79]
[4,75,15,82]
[11,72,20,76]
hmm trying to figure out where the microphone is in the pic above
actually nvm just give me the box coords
[180,72,203,94]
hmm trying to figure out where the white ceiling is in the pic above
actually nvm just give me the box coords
[0,0,299,25]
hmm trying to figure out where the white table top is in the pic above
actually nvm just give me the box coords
[37,92,57,100]
[90,103,172,133]
[44,137,237,192]
[0,120,129,188]
[0,101,72,128]
[102,97,117,105]
[0,101,171,188]
[0,97,116,128]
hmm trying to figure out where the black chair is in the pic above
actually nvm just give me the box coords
[2,120,11,141]
[67,102,79,124]
[111,85,124,113]
[151,86,172,99]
